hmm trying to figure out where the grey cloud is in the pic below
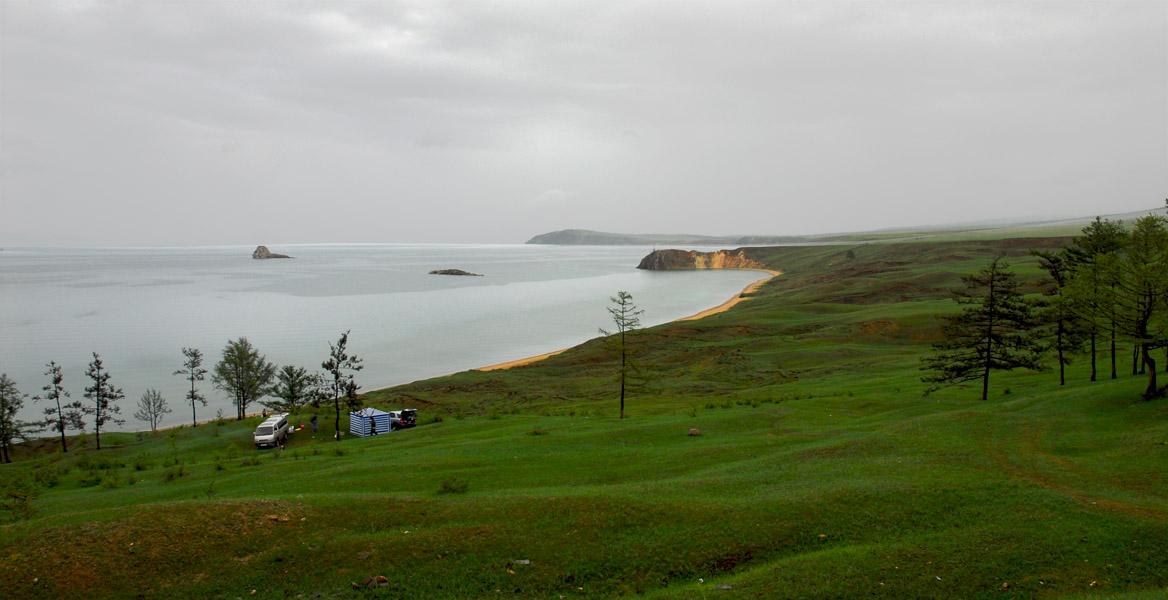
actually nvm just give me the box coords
[1,1,1164,246]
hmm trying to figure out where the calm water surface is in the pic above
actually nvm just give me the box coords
[1,244,766,430]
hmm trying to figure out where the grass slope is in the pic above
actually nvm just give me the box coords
[2,238,1166,600]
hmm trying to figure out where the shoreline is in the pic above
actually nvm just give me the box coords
[472,268,781,372]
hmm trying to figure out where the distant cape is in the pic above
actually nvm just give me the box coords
[524,229,813,246]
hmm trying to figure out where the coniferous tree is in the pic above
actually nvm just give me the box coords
[265,365,321,413]
[174,347,208,427]
[212,338,276,420]
[36,361,84,453]
[1107,214,1168,399]
[600,291,644,419]
[1065,217,1129,380]
[1,374,40,463]
[1032,249,1087,386]
[82,353,125,450]
[322,331,363,441]
[922,256,1044,400]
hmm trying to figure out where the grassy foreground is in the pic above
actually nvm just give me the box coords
[2,238,1166,599]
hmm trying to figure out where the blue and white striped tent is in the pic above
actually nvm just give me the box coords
[349,408,392,437]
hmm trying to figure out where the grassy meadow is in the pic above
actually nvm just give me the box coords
[1,236,1166,599]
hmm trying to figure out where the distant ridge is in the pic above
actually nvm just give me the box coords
[524,229,833,246]
[525,206,1167,246]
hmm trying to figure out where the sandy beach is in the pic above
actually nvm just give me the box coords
[474,268,781,372]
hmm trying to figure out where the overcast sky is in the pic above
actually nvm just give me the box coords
[1,1,1165,247]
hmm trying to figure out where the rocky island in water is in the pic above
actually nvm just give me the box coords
[429,269,483,276]
[252,246,292,259]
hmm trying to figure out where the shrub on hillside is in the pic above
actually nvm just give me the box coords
[437,477,469,494]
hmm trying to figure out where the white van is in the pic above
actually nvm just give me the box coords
[254,414,289,449]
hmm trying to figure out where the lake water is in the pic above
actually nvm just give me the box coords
[1,244,766,431]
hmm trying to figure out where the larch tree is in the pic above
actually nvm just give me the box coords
[212,338,276,420]
[133,388,171,432]
[82,353,125,450]
[1065,217,1129,380]
[600,291,644,419]
[922,255,1045,400]
[174,347,208,426]
[322,331,363,441]
[1107,213,1168,399]
[1032,249,1087,386]
[36,361,84,453]
[1,374,39,463]
[265,365,321,413]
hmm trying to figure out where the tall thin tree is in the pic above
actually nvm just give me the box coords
[36,361,84,453]
[1032,250,1086,386]
[322,331,363,441]
[82,353,125,450]
[174,347,208,426]
[600,291,644,419]
[1065,217,1129,380]
[922,256,1044,400]
[1107,214,1168,398]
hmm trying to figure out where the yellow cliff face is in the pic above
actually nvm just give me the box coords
[636,248,770,271]
[693,250,766,270]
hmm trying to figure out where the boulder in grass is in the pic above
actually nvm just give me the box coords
[687,428,700,436]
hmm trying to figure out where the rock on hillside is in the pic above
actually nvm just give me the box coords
[637,249,766,271]
[252,246,292,259]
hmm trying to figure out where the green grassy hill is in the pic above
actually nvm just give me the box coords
[2,237,1166,599]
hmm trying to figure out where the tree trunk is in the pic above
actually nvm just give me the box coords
[1057,320,1066,386]
[981,286,995,401]
[1132,344,1140,376]
[616,329,626,417]
[1110,321,1117,379]
[1141,344,1159,399]
[57,405,68,453]
[1089,332,1097,381]
[190,380,198,427]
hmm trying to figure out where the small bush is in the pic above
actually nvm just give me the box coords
[32,465,61,488]
[527,427,547,436]
[437,477,469,495]
[331,446,348,457]
[133,453,154,471]
[100,476,121,489]
[1,473,41,521]
[240,456,261,467]
[77,471,103,488]
[687,406,699,418]
[162,464,186,482]
[271,449,283,460]
[214,459,227,471]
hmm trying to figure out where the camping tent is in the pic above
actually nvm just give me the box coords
[350,408,392,437]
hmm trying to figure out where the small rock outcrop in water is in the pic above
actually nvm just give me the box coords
[428,269,483,276]
[252,246,292,259]
[636,249,765,271]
